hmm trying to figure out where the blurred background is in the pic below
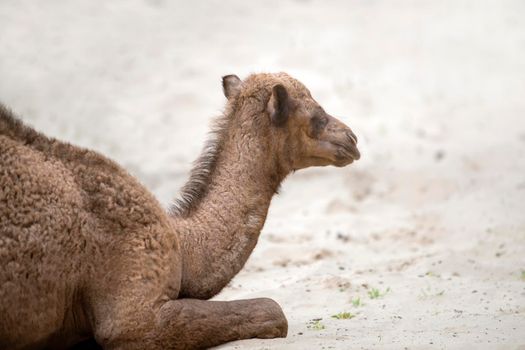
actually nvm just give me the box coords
[1,0,524,348]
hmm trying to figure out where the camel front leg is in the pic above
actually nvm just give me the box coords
[97,297,288,350]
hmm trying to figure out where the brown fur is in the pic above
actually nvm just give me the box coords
[0,73,359,349]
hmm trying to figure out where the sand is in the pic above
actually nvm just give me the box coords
[1,0,524,348]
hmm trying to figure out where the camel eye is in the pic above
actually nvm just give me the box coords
[310,115,328,138]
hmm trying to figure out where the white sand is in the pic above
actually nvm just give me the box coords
[1,0,524,348]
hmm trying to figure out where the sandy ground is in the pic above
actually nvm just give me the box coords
[1,0,524,348]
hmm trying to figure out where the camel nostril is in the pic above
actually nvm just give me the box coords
[346,130,358,145]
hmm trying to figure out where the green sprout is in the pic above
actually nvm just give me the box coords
[419,286,445,299]
[307,319,326,330]
[351,297,363,307]
[368,287,390,299]
[331,312,355,320]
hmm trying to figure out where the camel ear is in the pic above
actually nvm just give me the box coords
[222,75,242,100]
[267,84,290,127]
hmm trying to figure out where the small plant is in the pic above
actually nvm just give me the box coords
[307,319,325,330]
[419,286,445,299]
[351,297,362,307]
[521,270,525,281]
[368,287,390,299]
[331,312,355,320]
[368,288,380,299]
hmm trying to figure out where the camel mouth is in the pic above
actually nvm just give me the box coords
[332,141,361,165]
[327,127,360,166]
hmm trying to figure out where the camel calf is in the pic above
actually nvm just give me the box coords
[0,72,360,349]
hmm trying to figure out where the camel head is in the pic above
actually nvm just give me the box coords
[222,72,360,171]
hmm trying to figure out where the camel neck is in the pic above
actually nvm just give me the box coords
[172,128,286,299]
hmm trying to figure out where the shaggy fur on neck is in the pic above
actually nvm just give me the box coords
[169,89,274,218]
[169,75,303,219]
[169,110,233,218]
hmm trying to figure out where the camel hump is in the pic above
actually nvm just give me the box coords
[0,103,41,142]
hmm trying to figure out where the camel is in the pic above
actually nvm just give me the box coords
[0,72,360,350]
